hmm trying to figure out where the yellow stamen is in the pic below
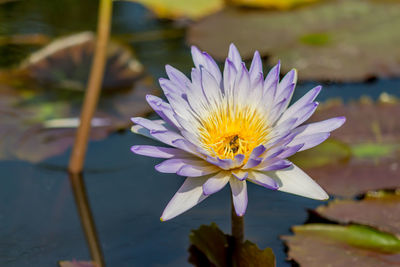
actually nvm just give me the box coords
[198,104,269,163]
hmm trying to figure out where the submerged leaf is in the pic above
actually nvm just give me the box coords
[188,0,400,81]
[0,32,157,163]
[20,32,144,90]
[316,192,400,238]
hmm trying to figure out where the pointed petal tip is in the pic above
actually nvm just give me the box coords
[229,43,237,50]
[130,117,141,124]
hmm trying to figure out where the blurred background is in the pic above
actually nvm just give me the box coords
[0,0,399,266]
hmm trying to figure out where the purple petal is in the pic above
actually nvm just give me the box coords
[146,95,180,129]
[165,64,191,90]
[232,170,248,181]
[263,61,280,107]
[150,130,184,147]
[292,102,319,128]
[202,171,230,195]
[248,171,278,190]
[200,67,223,106]
[131,117,166,132]
[235,63,251,104]
[249,50,262,83]
[191,46,222,85]
[206,157,234,170]
[229,178,248,216]
[278,144,304,158]
[223,59,237,94]
[155,158,187,173]
[249,145,266,159]
[294,117,346,136]
[242,158,262,169]
[228,43,242,70]
[289,132,331,151]
[172,139,199,155]
[276,69,297,98]
[259,160,292,171]
[131,145,187,159]
[177,163,219,177]
[279,86,321,124]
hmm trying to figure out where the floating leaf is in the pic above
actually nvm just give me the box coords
[283,224,400,266]
[230,0,319,10]
[188,0,400,81]
[189,223,275,267]
[315,192,400,238]
[352,143,399,159]
[299,99,400,197]
[127,0,224,20]
[290,139,352,169]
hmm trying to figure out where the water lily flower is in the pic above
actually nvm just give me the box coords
[131,44,345,221]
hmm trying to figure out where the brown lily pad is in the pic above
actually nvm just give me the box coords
[189,223,275,267]
[282,224,400,267]
[188,0,400,81]
[315,191,400,238]
[306,159,400,198]
[293,99,400,197]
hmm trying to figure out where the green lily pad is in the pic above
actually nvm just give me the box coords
[188,0,400,81]
[290,139,352,169]
[316,192,400,238]
[189,223,275,267]
[282,224,400,266]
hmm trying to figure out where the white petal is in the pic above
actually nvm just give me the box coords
[229,178,248,216]
[202,171,230,195]
[228,43,242,70]
[268,164,329,200]
[161,176,209,221]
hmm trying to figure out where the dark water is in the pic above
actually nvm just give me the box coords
[1,1,400,266]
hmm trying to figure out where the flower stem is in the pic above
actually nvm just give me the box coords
[231,199,244,243]
[231,195,244,265]
[67,0,113,266]
[68,0,113,175]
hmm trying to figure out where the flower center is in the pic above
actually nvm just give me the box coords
[198,105,270,162]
